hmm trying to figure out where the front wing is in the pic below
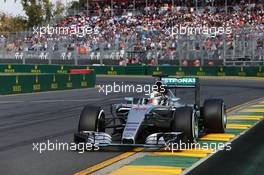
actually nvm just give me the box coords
[74,131,184,148]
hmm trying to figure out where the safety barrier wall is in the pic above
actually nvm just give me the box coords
[0,64,146,75]
[0,64,264,77]
[143,66,264,77]
[91,65,264,77]
[0,72,96,95]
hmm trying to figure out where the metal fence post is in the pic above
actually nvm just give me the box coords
[74,47,78,66]
[100,47,103,65]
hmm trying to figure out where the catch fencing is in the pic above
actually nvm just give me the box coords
[0,28,263,66]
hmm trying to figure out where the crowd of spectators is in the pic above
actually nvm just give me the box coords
[0,1,264,64]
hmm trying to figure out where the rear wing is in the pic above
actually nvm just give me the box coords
[161,77,200,107]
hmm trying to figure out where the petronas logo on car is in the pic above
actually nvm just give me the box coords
[162,78,196,86]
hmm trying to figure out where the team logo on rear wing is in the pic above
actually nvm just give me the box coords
[161,77,197,88]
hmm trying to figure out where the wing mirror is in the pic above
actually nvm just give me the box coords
[194,104,199,110]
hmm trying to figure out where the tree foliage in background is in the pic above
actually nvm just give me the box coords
[0,13,27,33]
[42,0,53,21]
[1,0,67,33]
[21,0,44,28]
[53,1,65,18]
[67,1,81,15]
[21,0,65,29]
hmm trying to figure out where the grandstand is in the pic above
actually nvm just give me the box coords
[0,0,263,66]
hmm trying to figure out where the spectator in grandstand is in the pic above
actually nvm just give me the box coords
[0,35,5,48]
[0,35,5,43]
[148,58,156,65]
[119,58,127,66]
[2,1,264,63]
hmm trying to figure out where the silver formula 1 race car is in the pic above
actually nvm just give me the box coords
[74,76,227,148]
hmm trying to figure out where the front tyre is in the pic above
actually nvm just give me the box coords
[172,107,197,143]
[203,99,226,133]
[78,105,105,132]
[74,105,105,144]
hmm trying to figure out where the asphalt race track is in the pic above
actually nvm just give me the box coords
[0,76,264,175]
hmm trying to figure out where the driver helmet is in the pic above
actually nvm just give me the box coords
[149,97,161,105]
[155,81,164,92]
[149,91,162,105]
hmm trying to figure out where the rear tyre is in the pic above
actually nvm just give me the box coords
[78,105,105,132]
[172,107,196,143]
[203,99,226,133]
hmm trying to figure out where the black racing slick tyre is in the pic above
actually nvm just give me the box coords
[78,105,105,132]
[203,99,226,133]
[172,107,197,143]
